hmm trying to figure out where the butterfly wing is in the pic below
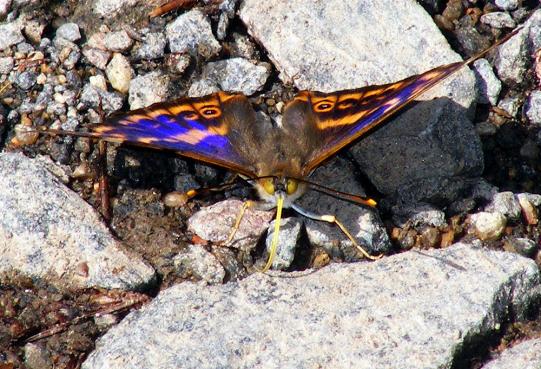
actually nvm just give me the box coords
[91,92,259,178]
[282,61,467,176]
[285,28,522,177]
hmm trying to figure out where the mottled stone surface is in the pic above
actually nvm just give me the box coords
[482,339,541,369]
[82,243,541,369]
[0,153,156,290]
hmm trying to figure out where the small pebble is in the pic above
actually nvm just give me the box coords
[0,21,24,50]
[105,53,133,93]
[128,71,169,109]
[56,23,81,42]
[480,11,516,28]
[469,211,507,241]
[497,95,521,117]
[504,237,538,257]
[487,191,521,220]
[15,71,37,90]
[494,0,519,11]
[166,9,221,58]
[525,90,541,125]
[23,20,45,44]
[132,32,166,60]
[473,58,501,105]
[517,194,539,225]
[0,56,14,74]
[82,47,111,70]
[264,217,303,270]
[89,74,107,91]
[163,191,190,208]
[103,30,134,52]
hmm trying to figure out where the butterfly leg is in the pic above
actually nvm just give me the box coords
[224,200,257,245]
[291,204,382,261]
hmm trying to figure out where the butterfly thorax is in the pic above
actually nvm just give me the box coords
[250,133,309,208]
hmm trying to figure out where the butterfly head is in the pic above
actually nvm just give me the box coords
[255,176,307,208]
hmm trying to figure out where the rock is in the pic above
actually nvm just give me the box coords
[202,58,270,95]
[240,0,480,197]
[0,56,13,74]
[497,95,521,117]
[486,191,521,220]
[188,78,219,97]
[0,153,156,290]
[93,0,140,18]
[494,24,528,84]
[24,342,52,369]
[128,70,169,110]
[505,237,537,258]
[264,217,303,270]
[173,244,225,285]
[517,193,539,225]
[82,46,111,70]
[357,98,483,197]
[132,31,166,60]
[14,70,37,90]
[166,9,221,58]
[23,19,45,44]
[297,156,391,259]
[482,339,541,369]
[475,121,497,136]
[105,53,133,93]
[493,0,519,11]
[80,83,124,113]
[0,20,24,50]
[89,74,107,91]
[103,30,134,52]
[392,203,447,228]
[56,23,81,42]
[0,0,11,18]
[520,139,539,160]
[469,212,507,241]
[81,243,541,369]
[525,90,541,125]
[480,11,516,29]
[473,58,501,105]
[188,199,274,252]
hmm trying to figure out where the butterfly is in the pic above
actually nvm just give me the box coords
[44,28,520,271]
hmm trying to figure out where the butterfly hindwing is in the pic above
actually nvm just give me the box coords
[91,91,259,177]
[283,61,466,175]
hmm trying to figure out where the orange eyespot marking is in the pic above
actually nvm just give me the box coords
[313,101,335,112]
[184,112,200,120]
[200,106,221,119]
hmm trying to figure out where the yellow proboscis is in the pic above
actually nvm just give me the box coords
[262,195,284,272]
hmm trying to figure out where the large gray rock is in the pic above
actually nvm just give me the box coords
[0,153,156,290]
[240,0,481,199]
[82,243,541,369]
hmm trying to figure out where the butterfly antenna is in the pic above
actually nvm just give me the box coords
[464,26,523,66]
[293,177,377,207]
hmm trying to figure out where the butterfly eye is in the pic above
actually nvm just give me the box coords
[314,101,334,113]
[261,179,275,195]
[286,179,298,195]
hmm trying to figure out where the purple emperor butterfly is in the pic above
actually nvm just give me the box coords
[46,28,520,271]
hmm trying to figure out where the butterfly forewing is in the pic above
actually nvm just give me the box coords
[91,91,259,177]
[287,61,465,175]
